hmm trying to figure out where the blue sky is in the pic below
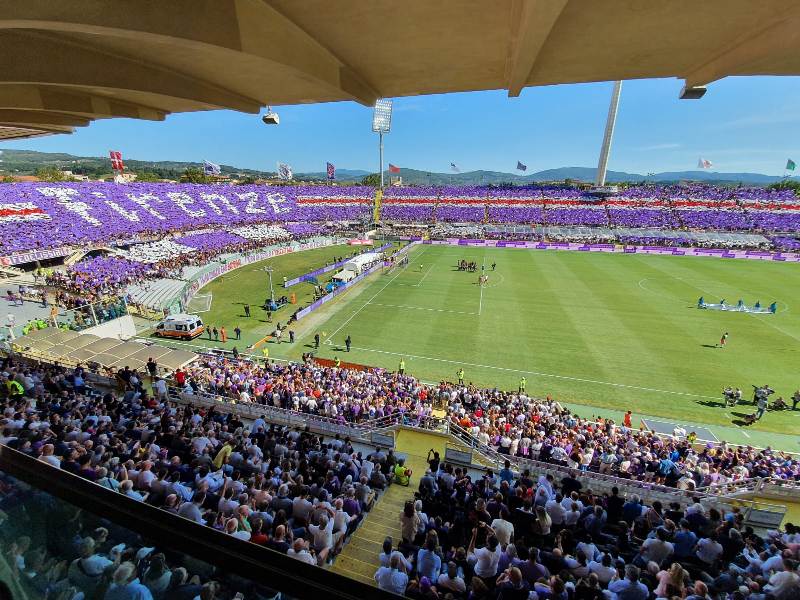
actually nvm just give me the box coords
[3,76,800,175]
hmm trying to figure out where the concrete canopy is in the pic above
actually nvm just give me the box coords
[1,1,798,140]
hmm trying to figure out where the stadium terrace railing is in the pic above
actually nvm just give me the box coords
[169,387,380,442]
[696,476,800,497]
[161,386,742,507]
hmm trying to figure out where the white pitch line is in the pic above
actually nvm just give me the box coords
[323,248,426,343]
[741,430,751,438]
[347,344,722,401]
[412,263,435,287]
[370,302,478,316]
[478,256,486,315]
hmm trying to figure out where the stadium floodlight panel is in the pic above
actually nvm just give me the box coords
[372,99,393,133]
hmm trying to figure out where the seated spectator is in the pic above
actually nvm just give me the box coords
[374,554,409,595]
[608,565,649,600]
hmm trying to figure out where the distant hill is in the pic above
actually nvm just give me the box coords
[386,166,790,186]
[0,148,791,186]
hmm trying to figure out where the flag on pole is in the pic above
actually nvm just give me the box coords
[786,159,796,172]
[388,164,401,173]
[516,161,527,172]
[450,162,460,173]
[202,160,221,176]
[109,150,124,171]
[697,157,713,169]
[326,162,336,180]
[277,162,293,180]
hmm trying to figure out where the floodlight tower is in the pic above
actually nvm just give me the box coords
[372,99,393,189]
[263,266,275,305]
[595,80,622,187]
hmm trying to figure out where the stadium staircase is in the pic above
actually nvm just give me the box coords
[330,428,449,585]
[126,278,186,310]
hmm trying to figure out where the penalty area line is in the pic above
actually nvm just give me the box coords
[346,344,721,402]
[370,302,478,315]
[478,256,486,315]
[412,263,435,287]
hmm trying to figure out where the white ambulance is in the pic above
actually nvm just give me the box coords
[154,313,205,340]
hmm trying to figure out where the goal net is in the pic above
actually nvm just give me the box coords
[187,293,213,313]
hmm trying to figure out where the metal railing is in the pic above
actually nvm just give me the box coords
[696,476,800,497]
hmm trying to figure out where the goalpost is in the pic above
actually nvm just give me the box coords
[187,292,213,313]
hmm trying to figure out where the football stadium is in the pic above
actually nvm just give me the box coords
[1,3,799,600]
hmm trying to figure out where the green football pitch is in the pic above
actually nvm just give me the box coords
[149,242,800,447]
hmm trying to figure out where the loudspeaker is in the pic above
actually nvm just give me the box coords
[679,85,707,100]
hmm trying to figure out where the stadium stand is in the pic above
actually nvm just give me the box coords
[2,344,799,599]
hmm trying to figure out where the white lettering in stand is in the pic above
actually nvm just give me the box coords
[127,192,166,220]
[236,191,267,214]
[201,193,239,214]
[167,192,206,217]
[92,192,141,222]
[37,187,101,225]
[265,192,291,214]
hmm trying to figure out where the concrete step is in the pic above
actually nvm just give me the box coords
[329,562,376,587]
[331,553,378,576]
[342,535,384,557]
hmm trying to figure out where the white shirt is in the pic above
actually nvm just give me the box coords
[288,548,316,565]
[375,567,409,595]
[491,518,514,547]
[438,573,467,593]
[309,519,334,552]
[471,546,501,578]
[588,560,616,584]
[38,455,61,468]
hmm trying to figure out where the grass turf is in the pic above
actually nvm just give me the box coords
[143,243,800,445]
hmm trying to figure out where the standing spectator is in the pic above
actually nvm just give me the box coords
[468,528,500,585]
[400,501,421,544]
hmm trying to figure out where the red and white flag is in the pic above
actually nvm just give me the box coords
[109,150,124,171]
[0,202,50,222]
[389,164,401,173]
[697,157,713,169]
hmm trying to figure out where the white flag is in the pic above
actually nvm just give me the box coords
[697,157,713,169]
[277,162,293,180]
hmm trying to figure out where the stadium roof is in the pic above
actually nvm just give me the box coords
[14,329,197,372]
[1,1,798,139]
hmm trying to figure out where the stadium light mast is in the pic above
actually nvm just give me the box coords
[263,266,275,305]
[595,80,622,187]
[372,99,393,189]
